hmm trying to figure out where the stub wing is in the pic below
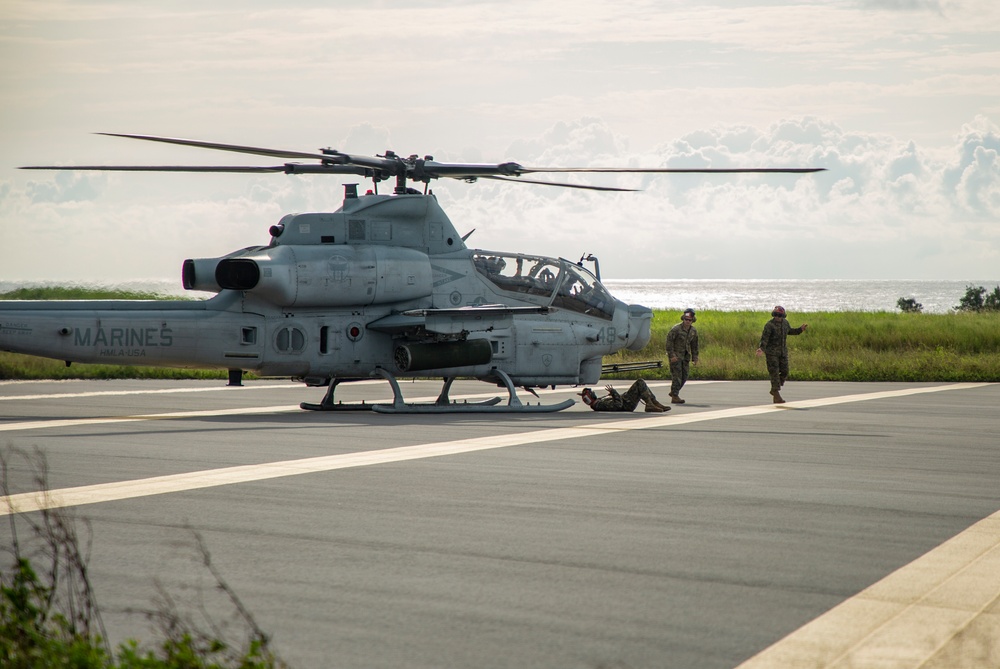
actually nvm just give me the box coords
[368,305,550,336]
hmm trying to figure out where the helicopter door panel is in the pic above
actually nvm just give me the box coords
[570,320,620,356]
[223,322,264,365]
[256,319,310,376]
[371,246,433,304]
[371,221,391,241]
[513,322,580,379]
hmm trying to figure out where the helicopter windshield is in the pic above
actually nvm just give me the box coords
[551,262,614,319]
[472,252,613,319]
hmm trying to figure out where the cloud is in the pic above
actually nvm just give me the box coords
[25,171,107,204]
[340,123,393,154]
[435,115,999,278]
[2,0,997,283]
[506,119,629,164]
[942,116,1000,215]
[4,115,997,283]
[857,0,948,11]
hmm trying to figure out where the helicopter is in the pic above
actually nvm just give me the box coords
[2,133,823,413]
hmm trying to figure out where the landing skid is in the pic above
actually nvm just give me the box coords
[300,369,575,414]
[300,378,375,411]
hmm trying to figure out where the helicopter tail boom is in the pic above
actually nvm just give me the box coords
[0,299,266,372]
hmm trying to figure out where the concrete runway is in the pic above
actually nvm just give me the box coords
[2,378,998,669]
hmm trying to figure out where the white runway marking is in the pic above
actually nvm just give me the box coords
[736,508,1000,669]
[0,380,376,402]
[2,382,988,515]
[0,405,306,433]
[0,380,697,433]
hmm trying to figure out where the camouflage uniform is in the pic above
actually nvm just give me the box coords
[588,379,660,412]
[758,318,806,392]
[665,321,699,397]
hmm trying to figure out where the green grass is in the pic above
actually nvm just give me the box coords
[4,288,1000,382]
[0,286,170,301]
[0,356,235,381]
[605,310,1000,382]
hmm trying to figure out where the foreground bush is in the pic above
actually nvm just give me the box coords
[1,448,286,668]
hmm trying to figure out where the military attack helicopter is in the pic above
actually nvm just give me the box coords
[3,133,823,413]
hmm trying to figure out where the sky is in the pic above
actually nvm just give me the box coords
[1,0,998,285]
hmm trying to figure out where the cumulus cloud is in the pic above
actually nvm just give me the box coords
[339,123,392,154]
[857,0,948,11]
[25,171,107,204]
[438,115,1000,278]
[3,1,997,285]
[506,119,630,166]
[942,116,1000,215]
[4,115,998,282]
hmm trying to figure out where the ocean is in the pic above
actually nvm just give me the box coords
[602,279,1000,314]
[2,278,997,314]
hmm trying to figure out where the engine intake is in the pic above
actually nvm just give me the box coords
[216,259,261,290]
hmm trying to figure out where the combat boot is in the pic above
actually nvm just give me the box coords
[651,398,671,411]
[644,402,668,413]
[669,393,685,404]
[770,390,786,404]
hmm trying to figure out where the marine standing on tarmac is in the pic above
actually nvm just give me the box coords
[665,308,699,404]
[579,380,670,413]
[755,305,808,404]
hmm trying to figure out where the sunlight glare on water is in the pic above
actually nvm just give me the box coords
[602,279,1000,314]
[3,278,998,315]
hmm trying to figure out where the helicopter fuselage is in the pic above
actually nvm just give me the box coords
[1,191,653,391]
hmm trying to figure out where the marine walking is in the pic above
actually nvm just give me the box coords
[755,305,808,403]
[665,308,699,404]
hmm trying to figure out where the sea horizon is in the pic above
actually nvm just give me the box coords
[602,278,1000,314]
[3,277,998,315]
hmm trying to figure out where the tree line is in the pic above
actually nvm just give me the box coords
[897,284,1000,314]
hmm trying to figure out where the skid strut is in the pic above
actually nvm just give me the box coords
[299,378,375,411]
[300,369,574,413]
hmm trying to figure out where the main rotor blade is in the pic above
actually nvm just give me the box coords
[20,164,374,176]
[22,133,827,187]
[96,133,334,161]
[475,175,639,192]
[96,133,405,173]
[20,164,288,173]
[520,166,827,174]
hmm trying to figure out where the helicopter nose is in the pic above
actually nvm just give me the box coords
[625,304,653,351]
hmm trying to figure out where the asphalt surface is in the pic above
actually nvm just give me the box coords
[1,378,998,669]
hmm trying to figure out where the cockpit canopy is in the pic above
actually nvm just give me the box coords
[472,252,614,320]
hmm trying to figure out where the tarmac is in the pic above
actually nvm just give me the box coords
[1,378,998,668]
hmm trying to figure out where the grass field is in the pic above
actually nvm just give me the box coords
[3,289,999,382]
[606,310,1000,383]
